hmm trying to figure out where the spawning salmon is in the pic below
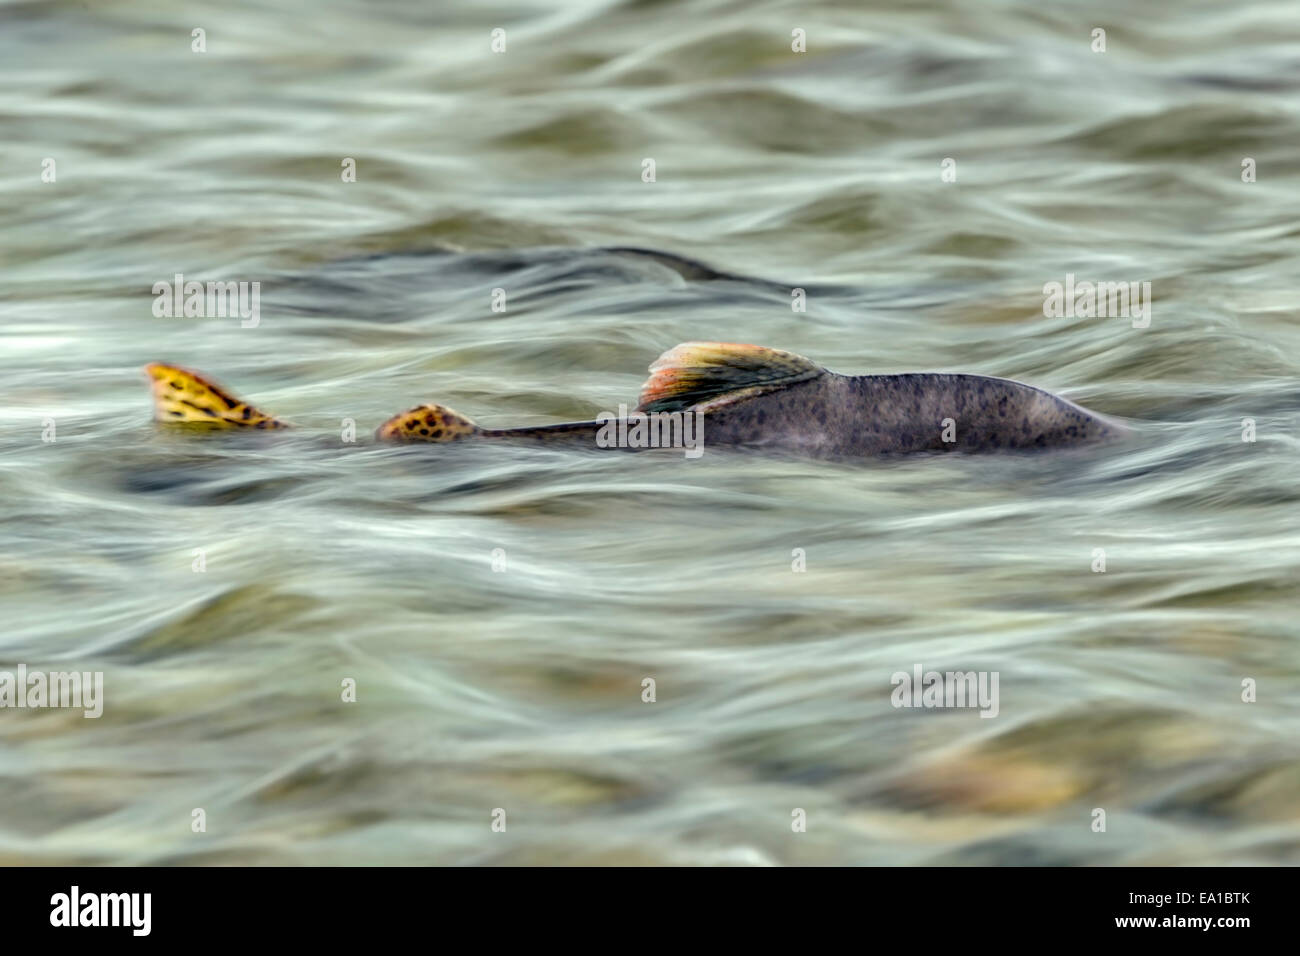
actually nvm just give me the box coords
[144,342,1126,457]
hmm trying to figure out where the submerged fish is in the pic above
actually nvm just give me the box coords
[144,342,1126,457]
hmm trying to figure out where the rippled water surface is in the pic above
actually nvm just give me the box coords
[2,0,1299,865]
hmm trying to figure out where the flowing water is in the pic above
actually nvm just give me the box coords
[2,0,1298,865]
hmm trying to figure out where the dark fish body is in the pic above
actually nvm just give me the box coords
[146,342,1126,458]
[409,372,1120,457]
[691,372,1122,456]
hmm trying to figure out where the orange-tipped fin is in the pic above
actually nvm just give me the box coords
[637,342,825,413]
[375,404,482,442]
[144,363,288,428]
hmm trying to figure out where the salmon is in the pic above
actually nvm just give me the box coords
[144,342,1125,457]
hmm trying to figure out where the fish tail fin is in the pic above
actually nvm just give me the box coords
[638,342,826,413]
[375,404,483,442]
[144,363,288,428]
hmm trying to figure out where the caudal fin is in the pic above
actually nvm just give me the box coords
[375,404,482,442]
[638,342,826,413]
[144,363,288,428]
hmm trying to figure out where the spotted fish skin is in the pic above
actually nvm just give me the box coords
[144,363,288,429]
[374,403,481,442]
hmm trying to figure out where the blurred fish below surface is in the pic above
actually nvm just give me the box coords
[0,0,1298,866]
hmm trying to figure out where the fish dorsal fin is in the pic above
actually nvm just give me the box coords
[375,404,482,442]
[637,342,826,413]
[144,363,288,428]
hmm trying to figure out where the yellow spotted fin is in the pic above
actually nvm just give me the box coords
[144,363,288,428]
[375,404,482,442]
[637,341,826,413]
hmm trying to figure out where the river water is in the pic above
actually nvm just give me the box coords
[1,0,1298,864]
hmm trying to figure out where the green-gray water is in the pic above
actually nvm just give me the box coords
[2,0,1298,865]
